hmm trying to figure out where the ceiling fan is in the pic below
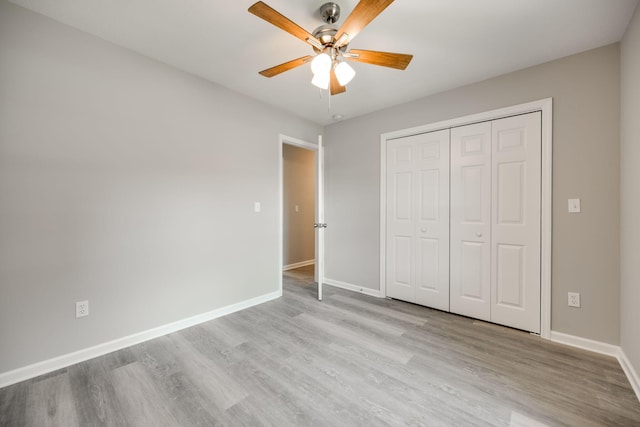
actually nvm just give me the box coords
[248,0,413,95]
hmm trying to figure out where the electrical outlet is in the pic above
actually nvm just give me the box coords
[568,292,580,308]
[76,300,89,318]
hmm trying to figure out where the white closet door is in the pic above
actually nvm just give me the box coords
[450,122,492,321]
[491,112,541,333]
[387,129,450,309]
[414,130,450,310]
[386,136,415,302]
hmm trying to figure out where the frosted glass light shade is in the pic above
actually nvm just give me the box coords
[335,61,356,86]
[311,53,332,75]
[311,71,330,90]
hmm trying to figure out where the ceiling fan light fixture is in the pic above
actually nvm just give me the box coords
[311,71,330,90]
[249,1,413,96]
[334,61,356,86]
[311,53,332,75]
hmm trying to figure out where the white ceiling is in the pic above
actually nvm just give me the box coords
[10,0,639,125]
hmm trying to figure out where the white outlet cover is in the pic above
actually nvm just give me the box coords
[76,300,89,318]
[568,292,580,308]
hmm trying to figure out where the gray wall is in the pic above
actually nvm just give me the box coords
[283,144,315,267]
[325,44,621,344]
[0,1,321,374]
[621,3,640,381]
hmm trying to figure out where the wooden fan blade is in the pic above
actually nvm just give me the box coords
[248,2,322,48]
[347,49,413,70]
[334,0,394,48]
[330,69,346,95]
[259,55,313,78]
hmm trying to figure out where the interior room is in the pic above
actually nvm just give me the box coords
[1,0,640,425]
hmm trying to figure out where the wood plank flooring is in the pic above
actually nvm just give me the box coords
[1,265,639,426]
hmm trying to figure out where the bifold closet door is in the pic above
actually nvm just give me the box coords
[386,129,450,311]
[491,112,541,333]
[450,122,492,321]
[450,112,542,332]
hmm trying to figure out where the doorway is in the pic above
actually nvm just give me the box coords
[282,144,316,272]
[279,134,325,300]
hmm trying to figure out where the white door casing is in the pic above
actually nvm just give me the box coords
[450,122,492,322]
[490,113,541,333]
[386,129,450,310]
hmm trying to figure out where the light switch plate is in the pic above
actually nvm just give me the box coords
[254,202,261,213]
[568,198,581,213]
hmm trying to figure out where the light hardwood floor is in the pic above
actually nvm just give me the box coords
[1,265,639,426]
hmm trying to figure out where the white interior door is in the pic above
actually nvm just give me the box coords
[490,112,541,333]
[386,136,415,302]
[315,135,325,301]
[414,130,450,310]
[382,100,550,335]
[450,122,492,321]
[386,130,450,310]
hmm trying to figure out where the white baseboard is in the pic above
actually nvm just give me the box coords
[283,259,315,271]
[0,290,281,389]
[550,330,640,403]
[619,348,640,403]
[323,278,382,298]
[549,330,620,357]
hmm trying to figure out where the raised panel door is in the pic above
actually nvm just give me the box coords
[386,129,450,308]
[491,112,541,333]
[386,137,415,302]
[415,129,450,310]
[450,122,492,321]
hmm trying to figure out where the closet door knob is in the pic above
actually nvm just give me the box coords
[476,232,483,237]
[421,228,427,232]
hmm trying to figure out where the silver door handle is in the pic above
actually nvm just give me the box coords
[314,223,328,228]
[476,232,483,237]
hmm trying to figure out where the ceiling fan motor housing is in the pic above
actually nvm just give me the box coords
[313,3,348,52]
[312,24,338,46]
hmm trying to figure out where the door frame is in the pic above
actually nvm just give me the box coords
[379,98,553,339]
[279,134,322,298]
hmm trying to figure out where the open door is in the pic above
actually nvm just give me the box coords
[280,133,325,300]
[314,135,326,301]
